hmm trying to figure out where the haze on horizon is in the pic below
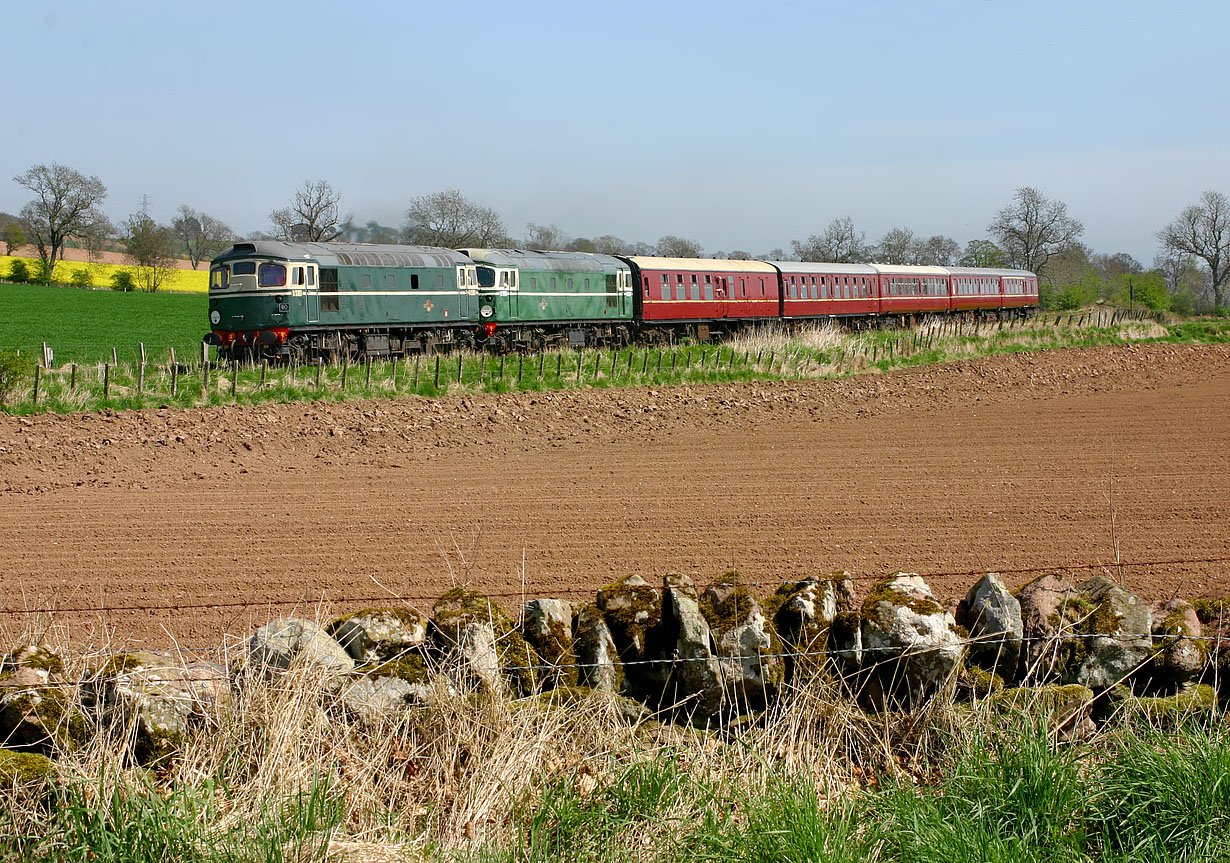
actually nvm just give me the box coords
[4,0,1228,265]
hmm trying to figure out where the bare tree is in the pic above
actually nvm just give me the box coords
[959,239,1008,268]
[270,180,341,242]
[173,205,235,269]
[78,213,115,265]
[656,235,703,258]
[122,213,177,292]
[917,235,961,266]
[792,217,869,263]
[988,187,1083,278]
[14,163,108,282]
[523,223,569,250]
[404,188,508,247]
[1153,250,1211,312]
[1158,190,1230,310]
[874,226,918,264]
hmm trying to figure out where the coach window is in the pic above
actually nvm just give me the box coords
[584,278,590,292]
[760,278,766,297]
[362,274,372,289]
[659,274,668,300]
[258,263,286,287]
[568,278,575,292]
[740,278,746,298]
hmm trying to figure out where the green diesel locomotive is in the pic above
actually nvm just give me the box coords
[206,241,634,360]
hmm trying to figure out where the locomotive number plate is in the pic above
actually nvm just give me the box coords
[277,303,290,313]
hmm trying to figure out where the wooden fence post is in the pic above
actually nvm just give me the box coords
[103,363,110,399]
[70,364,77,391]
[32,365,40,404]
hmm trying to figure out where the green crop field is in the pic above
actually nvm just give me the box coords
[0,283,206,365]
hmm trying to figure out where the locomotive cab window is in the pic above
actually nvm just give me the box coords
[209,266,229,289]
[258,263,286,287]
[477,267,496,288]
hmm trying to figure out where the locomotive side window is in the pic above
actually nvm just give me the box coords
[386,273,396,290]
[320,267,339,312]
[258,263,286,287]
[209,266,229,289]
[411,274,419,290]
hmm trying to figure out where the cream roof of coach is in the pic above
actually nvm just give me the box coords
[768,261,878,275]
[625,256,778,274]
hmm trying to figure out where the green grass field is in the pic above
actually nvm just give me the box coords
[0,283,206,365]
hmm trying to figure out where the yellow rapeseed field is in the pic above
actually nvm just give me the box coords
[0,255,209,293]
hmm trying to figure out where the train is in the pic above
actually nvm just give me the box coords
[203,240,1038,360]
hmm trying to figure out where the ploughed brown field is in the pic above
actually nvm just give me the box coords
[1,342,1227,650]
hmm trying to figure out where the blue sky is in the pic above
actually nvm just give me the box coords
[4,0,1228,263]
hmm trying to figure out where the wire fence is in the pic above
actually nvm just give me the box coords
[1,554,1226,619]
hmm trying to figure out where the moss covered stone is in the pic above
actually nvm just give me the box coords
[0,748,54,790]
[956,665,1005,701]
[993,684,1096,741]
[0,687,90,755]
[1110,683,1217,728]
[596,574,661,664]
[1192,598,1230,625]
[328,607,428,663]
[521,599,578,691]
[356,654,430,684]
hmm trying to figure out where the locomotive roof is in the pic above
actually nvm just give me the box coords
[459,248,627,272]
[624,256,778,274]
[768,261,878,275]
[216,241,471,268]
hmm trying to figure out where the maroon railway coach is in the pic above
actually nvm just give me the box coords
[772,261,879,320]
[625,256,780,340]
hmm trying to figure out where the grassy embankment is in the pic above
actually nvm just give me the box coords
[0,255,209,295]
[1,658,1226,862]
[1,282,1228,415]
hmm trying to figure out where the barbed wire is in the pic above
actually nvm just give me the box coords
[1,618,1226,696]
[1,554,1226,619]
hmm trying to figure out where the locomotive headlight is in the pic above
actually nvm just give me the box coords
[210,310,221,325]
[479,303,494,319]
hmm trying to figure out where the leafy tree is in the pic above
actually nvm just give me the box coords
[959,239,1008,268]
[68,268,92,288]
[77,214,115,264]
[726,250,752,260]
[792,217,869,263]
[566,236,597,253]
[122,213,177,292]
[110,270,136,292]
[6,259,30,283]
[403,188,508,247]
[270,180,342,242]
[656,235,703,258]
[13,163,108,282]
[1158,190,1230,311]
[988,187,1083,278]
[1117,271,1169,311]
[172,205,235,269]
[0,348,35,406]
[1,220,24,256]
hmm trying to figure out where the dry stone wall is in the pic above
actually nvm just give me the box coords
[1,570,1226,772]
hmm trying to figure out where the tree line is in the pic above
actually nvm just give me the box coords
[3,163,1228,312]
